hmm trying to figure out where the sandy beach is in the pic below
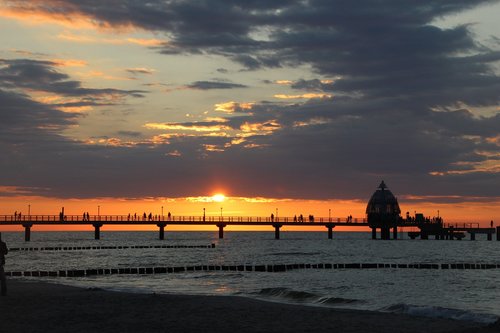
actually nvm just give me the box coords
[0,280,498,333]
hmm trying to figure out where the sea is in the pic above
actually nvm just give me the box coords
[2,231,499,324]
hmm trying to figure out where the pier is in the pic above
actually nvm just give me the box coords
[0,214,366,241]
[0,214,497,242]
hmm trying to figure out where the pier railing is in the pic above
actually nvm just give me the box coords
[0,214,367,224]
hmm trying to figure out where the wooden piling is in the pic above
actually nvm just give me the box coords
[93,223,103,240]
[22,223,33,242]
[273,224,282,240]
[217,224,226,239]
[326,224,334,239]
[157,223,166,240]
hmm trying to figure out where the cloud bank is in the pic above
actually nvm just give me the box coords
[0,0,499,202]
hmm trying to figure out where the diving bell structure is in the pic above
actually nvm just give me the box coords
[366,181,401,240]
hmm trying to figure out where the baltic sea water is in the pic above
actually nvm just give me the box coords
[2,231,499,323]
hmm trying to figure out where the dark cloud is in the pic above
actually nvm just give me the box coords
[187,80,247,90]
[117,131,142,137]
[0,59,146,97]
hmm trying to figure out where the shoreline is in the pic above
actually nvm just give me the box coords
[1,280,499,333]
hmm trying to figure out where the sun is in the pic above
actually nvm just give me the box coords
[212,194,225,202]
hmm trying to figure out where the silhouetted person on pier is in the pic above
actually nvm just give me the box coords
[168,212,171,221]
[491,220,494,228]
[271,213,274,222]
[148,213,153,221]
[0,232,8,296]
[14,211,17,221]
[143,212,147,221]
[293,215,297,222]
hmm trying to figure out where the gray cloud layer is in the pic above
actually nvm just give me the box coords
[187,80,248,90]
[0,59,146,98]
[0,0,499,201]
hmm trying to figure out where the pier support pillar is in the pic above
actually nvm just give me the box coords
[393,226,398,240]
[326,224,335,239]
[23,223,33,242]
[381,227,390,240]
[217,224,226,239]
[497,226,500,241]
[371,227,377,240]
[273,224,282,240]
[93,223,103,240]
[470,233,475,241]
[157,223,167,240]
[487,233,492,241]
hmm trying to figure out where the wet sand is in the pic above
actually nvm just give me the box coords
[0,280,498,333]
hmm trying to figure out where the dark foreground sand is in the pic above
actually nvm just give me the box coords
[0,280,499,333]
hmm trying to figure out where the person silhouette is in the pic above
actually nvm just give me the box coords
[271,213,274,222]
[0,232,8,296]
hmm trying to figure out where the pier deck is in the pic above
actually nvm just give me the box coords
[1,214,368,241]
[1,215,497,242]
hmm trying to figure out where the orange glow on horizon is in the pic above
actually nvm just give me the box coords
[0,195,498,232]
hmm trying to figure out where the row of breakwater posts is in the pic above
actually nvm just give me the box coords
[8,244,216,251]
[1,215,499,242]
[6,262,500,278]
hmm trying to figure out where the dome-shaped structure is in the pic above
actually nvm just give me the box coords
[366,181,401,229]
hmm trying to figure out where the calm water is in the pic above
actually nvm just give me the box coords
[2,231,499,323]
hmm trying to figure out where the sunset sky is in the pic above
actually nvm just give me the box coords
[0,0,499,230]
